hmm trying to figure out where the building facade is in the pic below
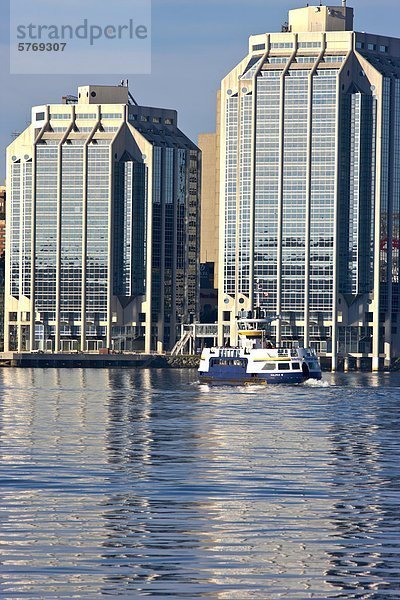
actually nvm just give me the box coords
[218,2,400,370]
[198,93,221,323]
[5,85,200,353]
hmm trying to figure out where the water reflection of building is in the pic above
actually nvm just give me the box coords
[0,369,113,597]
[100,370,214,594]
[100,375,348,597]
[216,2,400,370]
[325,377,400,596]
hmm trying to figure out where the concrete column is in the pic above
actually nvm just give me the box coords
[145,146,153,354]
[30,110,50,352]
[303,41,325,350]
[107,116,126,351]
[331,36,342,373]
[371,78,384,372]
[81,108,99,352]
[304,70,314,348]
[157,148,166,354]
[383,82,397,369]
[55,139,63,353]
[170,150,179,349]
[30,139,39,352]
[17,322,22,352]
[249,46,269,312]
[234,86,243,328]
[107,143,114,351]
[275,44,297,344]
[230,313,238,347]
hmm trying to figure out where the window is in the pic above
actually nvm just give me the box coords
[36,112,45,121]
[269,57,289,63]
[165,118,174,125]
[356,41,364,50]
[298,41,321,49]
[76,113,97,119]
[278,363,290,370]
[100,113,123,119]
[379,45,388,53]
[296,56,317,63]
[292,363,301,370]
[253,43,266,52]
[271,42,293,49]
[152,117,161,123]
[323,55,345,63]
[50,113,71,120]
[9,312,18,321]
[223,311,230,321]
[367,43,376,51]
[263,363,276,371]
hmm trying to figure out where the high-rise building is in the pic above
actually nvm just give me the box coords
[5,85,200,353]
[198,92,221,323]
[218,2,400,370]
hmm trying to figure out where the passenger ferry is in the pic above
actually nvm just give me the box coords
[198,317,322,385]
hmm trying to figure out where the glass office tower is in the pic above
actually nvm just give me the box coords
[218,3,400,370]
[6,85,200,353]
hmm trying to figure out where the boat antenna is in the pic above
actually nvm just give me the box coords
[342,0,347,6]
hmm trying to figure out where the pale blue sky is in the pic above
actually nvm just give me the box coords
[1,0,400,180]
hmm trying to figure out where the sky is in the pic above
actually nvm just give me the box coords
[1,0,400,181]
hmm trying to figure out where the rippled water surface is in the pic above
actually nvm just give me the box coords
[1,369,400,598]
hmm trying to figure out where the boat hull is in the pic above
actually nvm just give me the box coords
[199,371,321,385]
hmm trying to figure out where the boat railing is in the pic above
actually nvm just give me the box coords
[210,348,241,358]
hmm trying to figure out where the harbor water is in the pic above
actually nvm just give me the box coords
[0,369,400,598]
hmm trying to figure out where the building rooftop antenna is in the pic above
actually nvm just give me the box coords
[119,79,138,106]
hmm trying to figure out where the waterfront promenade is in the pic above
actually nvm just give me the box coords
[0,352,200,368]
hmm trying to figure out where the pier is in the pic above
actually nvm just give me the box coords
[0,352,200,369]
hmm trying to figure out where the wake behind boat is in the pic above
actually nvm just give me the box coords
[198,317,322,385]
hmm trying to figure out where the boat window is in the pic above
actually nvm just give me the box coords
[292,363,301,370]
[278,363,291,370]
[263,363,276,371]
